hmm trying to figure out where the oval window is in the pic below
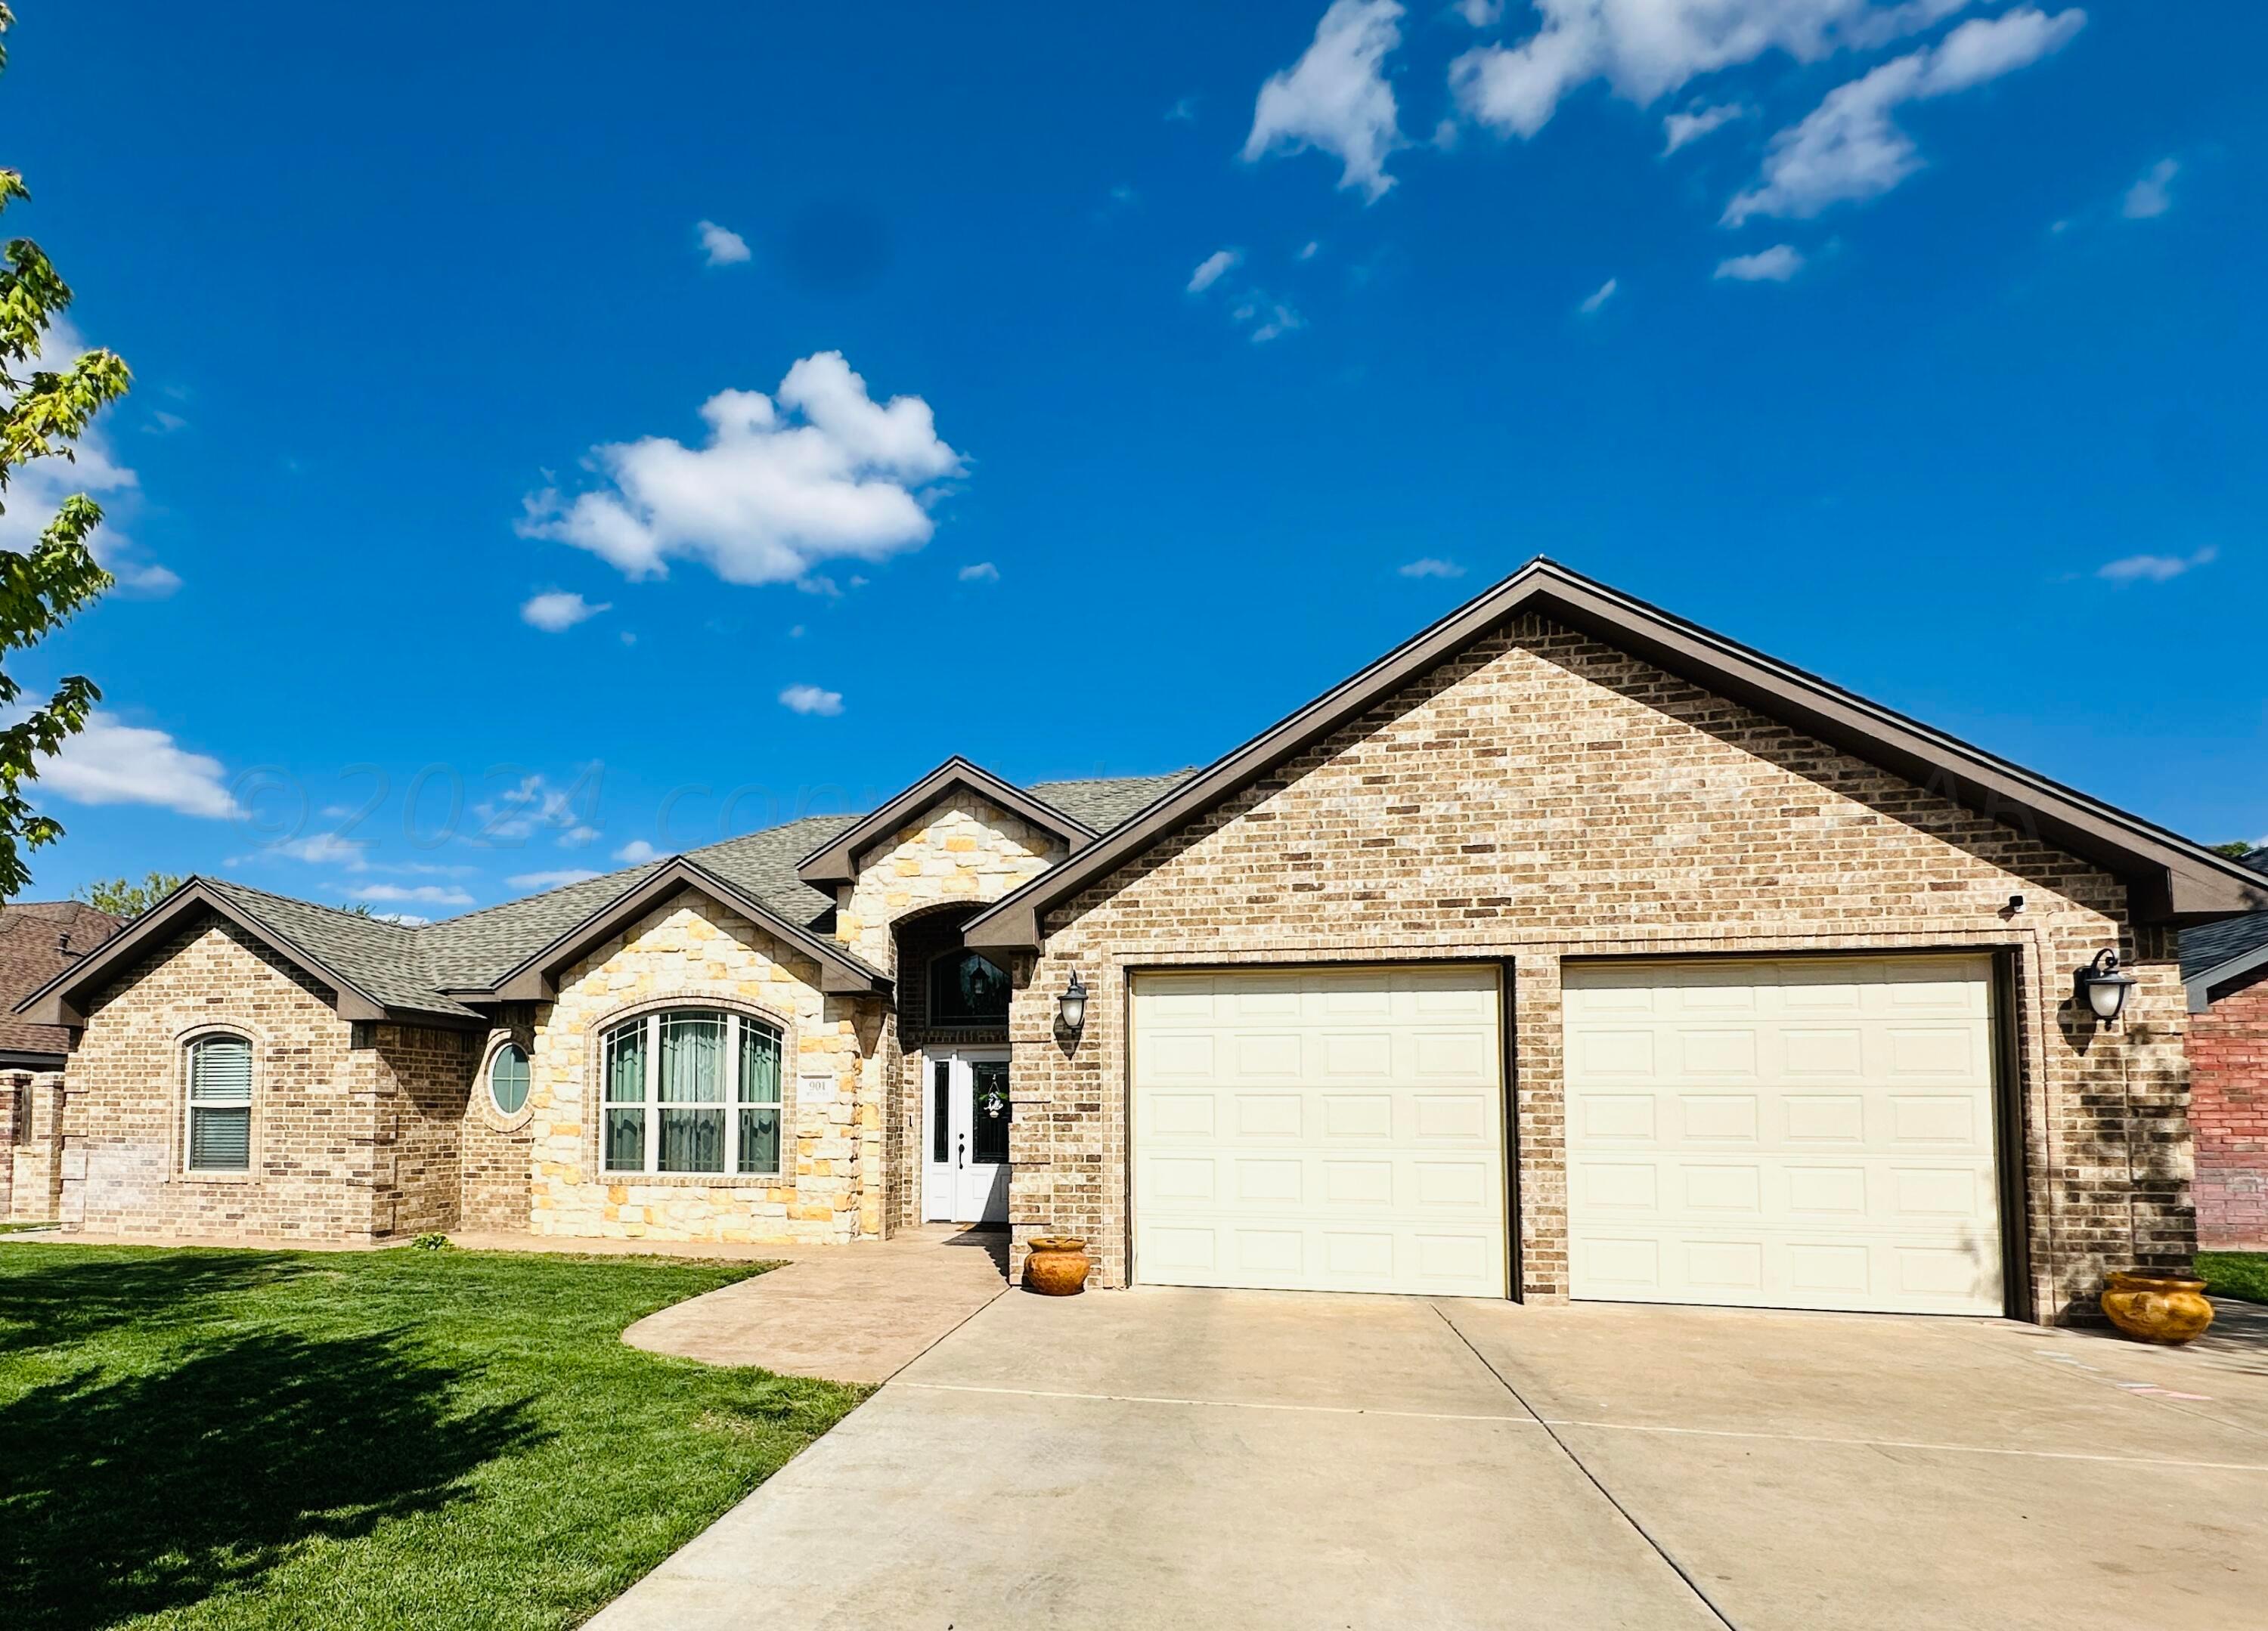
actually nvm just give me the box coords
[488,1043,531,1115]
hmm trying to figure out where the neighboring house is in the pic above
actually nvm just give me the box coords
[0,899,122,1223]
[2181,846,2268,1251]
[0,900,122,1069]
[8,562,2262,1324]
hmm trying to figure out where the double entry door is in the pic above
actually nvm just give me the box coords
[923,1050,1010,1224]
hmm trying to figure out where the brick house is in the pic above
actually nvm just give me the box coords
[0,899,121,1225]
[10,562,2261,1323]
[2181,856,2268,1251]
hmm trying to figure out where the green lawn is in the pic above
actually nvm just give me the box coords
[0,1244,866,1630]
[2198,1252,2268,1305]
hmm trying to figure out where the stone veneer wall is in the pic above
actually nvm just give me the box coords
[525,895,882,1243]
[2189,969,2268,1250]
[831,794,1066,1233]
[59,920,379,1240]
[1007,615,2191,1322]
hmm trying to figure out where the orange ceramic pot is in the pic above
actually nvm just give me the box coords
[2100,1270,2216,1345]
[1025,1234,1090,1296]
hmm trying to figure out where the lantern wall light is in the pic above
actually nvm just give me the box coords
[2074,949,2137,1026]
[1056,970,1089,1035]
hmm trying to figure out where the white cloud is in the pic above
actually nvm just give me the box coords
[1662,100,1749,154]
[2122,157,2177,220]
[1724,7,2086,224]
[349,882,476,907]
[1579,276,1619,313]
[558,822,600,846]
[1399,557,1465,578]
[0,315,180,597]
[1714,244,1805,280]
[1188,249,1242,293]
[1166,96,1198,122]
[519,590,611,631]
[1243,1,1407,203]
[1455,0,1502,24]
[273,831,369,868]
[1246,302,1306,343]
[1452,0,1974,141]
[613,838,661,863]
[519,351,962,588]
[144,410,187,435]
[37,711,239,818]
[504,868,603,891]
[370,912,430,926]
[1297,240,1321,262]
[471,772,593,844]
[779,683,844,716]
[696,219,751,266]
[2098,546,2214,584]
[959,561,999,582]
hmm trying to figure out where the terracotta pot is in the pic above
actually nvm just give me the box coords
[2100,1270,2216,1345]
[1024,1234,1090,1296]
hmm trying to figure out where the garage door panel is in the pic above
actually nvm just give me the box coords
[1565,955,2003,1317]
[1133,966,1505,1297]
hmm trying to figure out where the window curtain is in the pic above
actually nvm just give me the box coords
[603,1021,647,1171]
[658,1014,726,1172]
[187,1036,253,1171]
[738,1023,782,1175]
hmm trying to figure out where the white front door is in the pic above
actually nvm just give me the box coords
[922,1051,1011,1224]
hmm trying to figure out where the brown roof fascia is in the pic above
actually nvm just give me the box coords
[13,878,395,1027]
[487,856,891,1001]
[792,756,1098,888]
[965,559,2266,952]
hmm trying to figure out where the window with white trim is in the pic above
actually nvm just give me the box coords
[488,1042,531,1115]
[185,1034,253,1172]
[601,1010,782,1177]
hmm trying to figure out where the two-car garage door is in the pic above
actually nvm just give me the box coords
[1129,955,2007,1316]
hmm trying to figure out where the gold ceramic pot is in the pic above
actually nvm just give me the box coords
[2100,1270,2216,1345]
[1024,1234,1091,1296]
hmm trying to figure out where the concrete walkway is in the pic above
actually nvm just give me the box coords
[618,1224,1008,1383]
[593,1288,2268,1631]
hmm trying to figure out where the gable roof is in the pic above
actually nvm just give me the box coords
[795,757,1099,887]
[487,856,890,1001]
[965,559,2267,952]
[2181,850,2268,1011]
[12,774,1186,1029]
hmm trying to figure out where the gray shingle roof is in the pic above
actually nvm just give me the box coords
[189,772,1191,1017]
[2180,847,2268,989]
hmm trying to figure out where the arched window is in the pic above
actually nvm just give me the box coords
[185,1034,253,1172]
[930,949,1011,1026]
[488,1042,531,1115]
[600,1009,782,1178]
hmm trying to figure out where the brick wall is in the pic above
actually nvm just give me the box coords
[371,1023,478,1235]
[4,1072,67,1222]
[60,918,378,1240]
[2190,969,2268,1250]
[460,1013,538,1233]
[1007,616,2191,1322]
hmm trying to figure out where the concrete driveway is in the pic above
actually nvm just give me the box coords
[593,1289,2268,1630]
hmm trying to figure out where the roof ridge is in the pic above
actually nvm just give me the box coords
[418,859,668,932]
[203,876,422,935]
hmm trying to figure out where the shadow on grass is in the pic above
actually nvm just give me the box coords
[0,1250,309,1354]
[0,1326,544,1629]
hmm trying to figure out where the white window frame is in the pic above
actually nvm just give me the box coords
[183,1032,254,1175]
[486,1040,532,1117]
[600,1009,784,1179]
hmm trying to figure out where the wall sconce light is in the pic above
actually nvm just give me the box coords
[2074,949,2137,1026]
[1056,970,1089,1035]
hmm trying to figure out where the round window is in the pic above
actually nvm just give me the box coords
[488,1043,531,1115]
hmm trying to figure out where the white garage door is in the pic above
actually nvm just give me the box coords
[1563,955,2005,1316]
[1131,966,1506,1296]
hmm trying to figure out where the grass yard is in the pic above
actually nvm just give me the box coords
[2198,1252,2268,1305]
[0,1245,866,1630]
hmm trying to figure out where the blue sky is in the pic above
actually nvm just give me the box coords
[6,2,2262,918]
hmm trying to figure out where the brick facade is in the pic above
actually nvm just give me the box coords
[56,922,385,1240]
[2189,969,2268,1250]
[1006,617,2191,1322]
